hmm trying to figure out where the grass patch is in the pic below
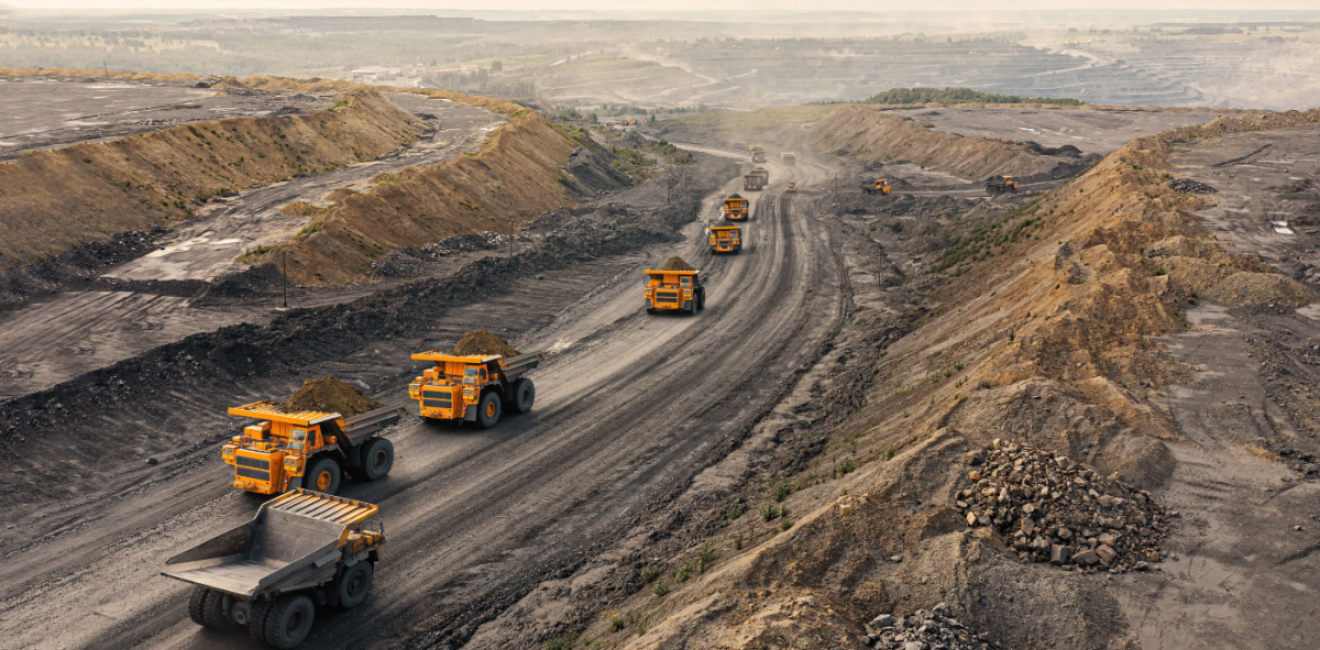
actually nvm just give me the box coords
[863,86,1085,106]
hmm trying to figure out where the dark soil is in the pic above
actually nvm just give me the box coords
[0,227,165,311]
[453,330,520,357]
[282,376,385,417]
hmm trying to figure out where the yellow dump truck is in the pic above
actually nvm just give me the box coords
[863,179,892,195]
[785,182,797,193]
[744,167,769,191]
[780,152,796,166]
[644,268,705,314]
[723,194,749,220]
[986,175,1019,195]
[709,225,742,254]
[222,401,405,496]
[164,490,385,649]
[752,146,768,163]
[408,350,544,429]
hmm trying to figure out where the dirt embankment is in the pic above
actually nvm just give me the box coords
[799,105,1074,180]
[0,88,419,271]
[243,111,605,285]
[586,110,1320,650]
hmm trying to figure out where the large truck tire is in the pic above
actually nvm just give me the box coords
[510,378,535,414]
[264,594,315,649]
[358,438,394,481]
[188,586,209,626]
[248,597,274,643]
[336,562,374,610]
[305,457,341,495]
[202,589,239,631]
[697,289,706,311]
[476,391,502,429]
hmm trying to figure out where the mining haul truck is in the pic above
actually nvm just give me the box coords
[785,181,797,193]
[863,179,891,195]
[723,194,750,220]
[164,490,385,649]
[644,268,705,314]
[222,402,405,496]
[780,152,796,166]
[709,225,742,254]
[408,350,544,429]
[752,148,768,163]
[986,175,1019,195]
[744,167,769,191]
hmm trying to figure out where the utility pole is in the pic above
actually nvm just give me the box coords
[282,252,288,308]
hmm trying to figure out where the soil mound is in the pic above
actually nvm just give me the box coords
[658,256,695,271]
[279,200,325,217]
[868,605,997,650]
[453,330,520,357]
[282,377,384,417]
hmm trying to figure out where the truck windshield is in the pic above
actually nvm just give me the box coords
[464,367,479,384]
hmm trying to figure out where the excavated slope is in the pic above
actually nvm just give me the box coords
[0,88,419,270]
[598,109,1320,650]
[799,105,1064,180]
[245,108,580,285]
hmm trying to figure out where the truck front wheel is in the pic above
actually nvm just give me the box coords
[336,562,374,609]
[305,457,341,495]
[476,391,503,429]
[264,594,315,650]
[358,438,394,481]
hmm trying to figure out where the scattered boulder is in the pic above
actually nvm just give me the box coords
[371,249,425,278]
[955,440,1173,573]
[865,603,1000,649]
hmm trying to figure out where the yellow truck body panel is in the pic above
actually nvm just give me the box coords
[644,269,704,314]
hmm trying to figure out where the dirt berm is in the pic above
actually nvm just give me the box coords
[453,329,520,357]
[0,88,418,271]
[583,110,1320,649]
[245,109,609,285]
[282,376,384,417]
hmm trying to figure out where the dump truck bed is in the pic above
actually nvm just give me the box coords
[163,490,379,598]
[228,402,405,444]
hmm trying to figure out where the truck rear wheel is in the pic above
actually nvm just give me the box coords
[188,586,209,627]
[306,457,341,495]
[202,589,239,631]
[336,562,374,610]
[476,391,503,429]
[510,378,535,414]
[248,598,274,643]
[358,438,394,481]
[264,594,315,650]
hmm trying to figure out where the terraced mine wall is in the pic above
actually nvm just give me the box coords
[244,110,602,285]
[0,87,420,271]
[592,109,1320,650]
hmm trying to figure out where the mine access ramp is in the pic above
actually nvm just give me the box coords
[163,489,385,648]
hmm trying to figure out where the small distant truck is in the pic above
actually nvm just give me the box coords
[986,175,1019,195]
[709,225,742,254]
[644,268,705,314]
[408,350,544,429]
[723,194,749,220]
[785,181,797,193]
[780,152,796,166]
[163,490,385,649]
[863,179,891,195]
[223,402,405,496]
[744,167,769,191]
[749,144,767,163]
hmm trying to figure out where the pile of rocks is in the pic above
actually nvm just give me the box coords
[1168,177,1217,194]
[956,440,1173,573]
[419,231,511,258]
[864,603,1000,649]
[371,250,425,278]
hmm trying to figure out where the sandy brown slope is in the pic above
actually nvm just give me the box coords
[583,110,1320,650]
[243,109,583,285]
[0,88,419,270]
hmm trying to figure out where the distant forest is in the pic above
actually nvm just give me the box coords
[864,87,1086,106]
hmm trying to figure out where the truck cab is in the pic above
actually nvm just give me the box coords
[408,351,541,429]
[644,269,705,314]
[222,401,403,496]
[709,225,742,254]
[723,194,749,220]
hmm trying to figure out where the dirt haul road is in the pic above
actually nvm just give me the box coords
[0,156,841,650]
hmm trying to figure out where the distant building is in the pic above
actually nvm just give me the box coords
[350,66,401,82]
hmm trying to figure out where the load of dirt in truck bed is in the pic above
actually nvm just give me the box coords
[658,256,695,271]
[452,329,520,357]
[282,377,385,417]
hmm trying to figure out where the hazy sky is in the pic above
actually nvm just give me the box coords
[5,1,1320,11]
